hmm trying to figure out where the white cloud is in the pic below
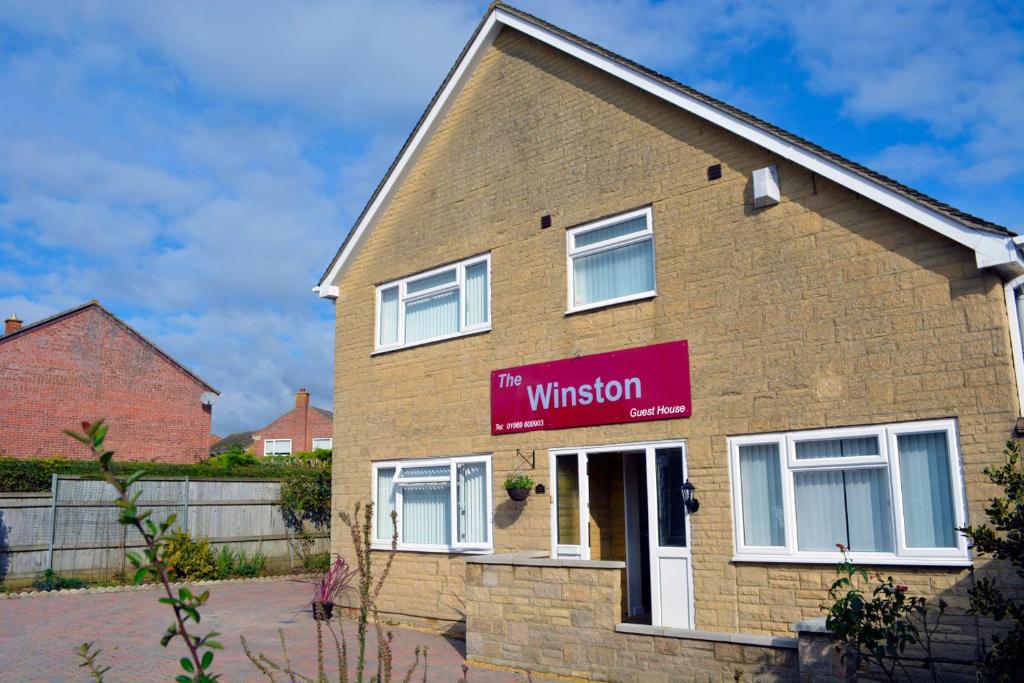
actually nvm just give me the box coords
[1,0,1021,436]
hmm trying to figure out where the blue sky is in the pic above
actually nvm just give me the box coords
[1,1,1022,436]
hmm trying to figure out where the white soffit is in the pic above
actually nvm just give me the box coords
[315,7,1020,298]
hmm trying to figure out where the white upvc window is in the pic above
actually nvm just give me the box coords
[374,254,490,352]
[566,206,656,313]
[728,419,969,566]
[264,439,292,456]
[312,437,333,451]
[371,455,492,553]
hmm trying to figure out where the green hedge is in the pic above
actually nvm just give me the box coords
[0,457,322,493]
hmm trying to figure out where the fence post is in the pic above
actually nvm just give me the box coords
[46,474,58,571]
[183,476,190,534]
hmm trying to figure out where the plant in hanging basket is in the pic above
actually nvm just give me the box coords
[311,556,357,620]
[504,473,535,501]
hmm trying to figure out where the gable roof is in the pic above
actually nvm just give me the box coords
[315,3,1022,298]
[0,300,218,393]
[210,430,254,454]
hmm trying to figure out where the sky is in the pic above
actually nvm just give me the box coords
[1,1,1022,436]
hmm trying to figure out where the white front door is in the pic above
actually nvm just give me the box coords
[645,444,693,629]
[550,441,694,629]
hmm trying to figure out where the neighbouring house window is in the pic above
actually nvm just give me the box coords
[375,254,490,352]
[264,439,292,456]
[566,206,656,312]
[372,456,492,552]
[728,419,968,565]
[312,437,333,451]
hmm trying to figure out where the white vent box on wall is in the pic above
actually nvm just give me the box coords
[752,165,780,208]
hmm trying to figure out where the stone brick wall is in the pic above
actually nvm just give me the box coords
[465,556,802,682]
[330,24,1020,640]
[0,304,213,463]
[252,389,333,456]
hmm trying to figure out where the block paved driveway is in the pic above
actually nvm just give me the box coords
[0,577,553,683]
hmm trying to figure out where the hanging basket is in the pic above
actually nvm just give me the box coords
[506,487,530,502]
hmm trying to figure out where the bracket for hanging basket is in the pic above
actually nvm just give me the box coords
[516,448,535,469]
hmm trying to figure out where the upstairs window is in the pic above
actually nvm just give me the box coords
[728,419,968,566]
[312,437,332,451]
[372,455,492,552]
[264,439,292,456]
[375,254,490,352]
[567,207,656,312]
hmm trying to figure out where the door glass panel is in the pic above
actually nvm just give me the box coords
[556,455,580,545]
[655,448,686,547]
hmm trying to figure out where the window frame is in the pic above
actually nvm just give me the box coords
[371,454,493,554]
[264,438,293,456]
[311,437,332,451]
[565,206,657,314]
[728,419,970,566]
[373,253,491,353]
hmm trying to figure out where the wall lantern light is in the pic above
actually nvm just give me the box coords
[680,480,700,514]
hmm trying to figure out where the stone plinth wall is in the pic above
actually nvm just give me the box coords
[465,555,801,682]
[465,555,979,682]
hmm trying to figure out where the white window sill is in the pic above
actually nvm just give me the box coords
[372,326,491,355]
[731,553,972,568]
[370,543,494,555]
[565,291,657,316]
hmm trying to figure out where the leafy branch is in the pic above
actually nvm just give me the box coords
[66,419,222,683]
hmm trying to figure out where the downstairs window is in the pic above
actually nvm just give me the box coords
[372,455,492,552]
[728,419,968,565]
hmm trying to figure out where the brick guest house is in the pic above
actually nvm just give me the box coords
[0,301,217,463]
[316,5,1024,679]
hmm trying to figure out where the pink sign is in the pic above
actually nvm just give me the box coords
[491,340,691,434]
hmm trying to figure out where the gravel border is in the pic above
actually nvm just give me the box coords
[0,573,318,599]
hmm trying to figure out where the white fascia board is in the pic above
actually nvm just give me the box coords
[316,13,502,299]
[316,7,1020,298]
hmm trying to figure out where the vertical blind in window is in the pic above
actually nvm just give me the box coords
[378,287,400,346]
[457,462,487,544]
[738,444,785,547]
[406,290,460,343]
[464,261,488,328]
[402,484,451,545]
[569,209,655,309]
[573,241,655,307]
[376,468,396,541]
[794,468,893,552]
[376,255,490,350]
[374,458,491,550]
[730,421,966,562]
[898,432,956,548]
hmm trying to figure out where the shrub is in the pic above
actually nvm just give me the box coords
[206,444,259,468]
[0,456,309,493]
[214,546,236,579]
[825,546,946,682]
[279,467,331,531]
[32,569,87,592]
[162,531,217,581]
[959,438,1024,681]
[504,473,534,490]
[303,552,331,573]
[233,548,267,578]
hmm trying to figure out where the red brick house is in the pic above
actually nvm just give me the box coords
[0,301,218,463]
[212,389,333,457]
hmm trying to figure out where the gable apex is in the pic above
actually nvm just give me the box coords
[0,300,218,394]
[315,3,1022,298]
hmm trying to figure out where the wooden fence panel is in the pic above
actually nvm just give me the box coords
[0,476,327,584]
